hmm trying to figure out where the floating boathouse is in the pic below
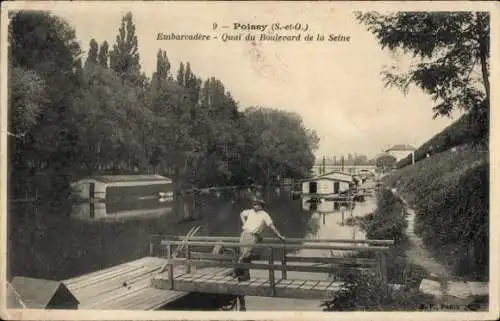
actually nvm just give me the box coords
[71,174,174,202]
[301,171,353,197]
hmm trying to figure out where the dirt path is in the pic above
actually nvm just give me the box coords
[404,206,452,280]
[391,189,488,307]
[391,189,453,299]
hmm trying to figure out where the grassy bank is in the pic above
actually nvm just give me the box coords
[356,188,428,285]
[383,144,488,280]
[324,188,431,311]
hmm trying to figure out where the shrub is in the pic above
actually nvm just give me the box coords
[321,271,434,311]
[364,188,408,244]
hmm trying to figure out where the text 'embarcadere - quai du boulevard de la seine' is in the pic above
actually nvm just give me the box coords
[156,22,350,42]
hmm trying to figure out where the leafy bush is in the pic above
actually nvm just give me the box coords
[321,271,434,311]
[362,188,408,244]
[353,188,428,284]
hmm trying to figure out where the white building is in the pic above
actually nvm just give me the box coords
[384,144,416,162]
[301,171,353,196]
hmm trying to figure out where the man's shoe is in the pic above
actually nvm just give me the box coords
[225,270,238,278]
[237,275,251,282]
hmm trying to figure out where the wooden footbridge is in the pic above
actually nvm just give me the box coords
[151,236,393,300]
[60,235,393,310]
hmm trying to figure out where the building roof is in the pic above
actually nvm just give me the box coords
[318,170,353,179]
[9,277,79,309]
[89,174,171,183]
[6,282,27,308]
[385,144,416,152]
[305,177,353,183]
[303,171,353,183]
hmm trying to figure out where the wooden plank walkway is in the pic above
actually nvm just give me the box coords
[59,236,394,309]
[148,236,393,301]
[152,270,343,300]
[63,257,190,310]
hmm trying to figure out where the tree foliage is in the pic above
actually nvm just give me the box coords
[8,10,319,201]
[243,107,319,184]
[355,12,490,118]
[109,12,140,83]
[8,10,83,200]
[84,38,99,68]
[375,154,397,169]
[9,66,47,135]
[98,41,109,68]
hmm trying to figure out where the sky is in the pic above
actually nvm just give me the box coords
[48,2,462,159]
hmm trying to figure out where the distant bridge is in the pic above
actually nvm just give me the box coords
[312,165,376,176]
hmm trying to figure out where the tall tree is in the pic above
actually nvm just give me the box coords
[243,107,319,185]
[184,62,192,87]
[9,10,82,200]
[355,12,489,118]
[183,62,201,105]
[98,41,109,68]
[109,12,141,83]
[176,62,185,86]
[154,49,171,81]
[9,67,46,136]
[84,38,98,68]
[75,62,152,174]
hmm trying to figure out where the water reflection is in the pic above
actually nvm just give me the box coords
[9,183,378,286]
[295,194,377,259]
[72,199,173,222]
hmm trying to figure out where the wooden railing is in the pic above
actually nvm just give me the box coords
[150,236,393,292]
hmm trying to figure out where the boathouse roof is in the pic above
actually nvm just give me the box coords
[302,171,353,183]
[305,177,353,183]
[85,174,172,183]
[8,277,79,309]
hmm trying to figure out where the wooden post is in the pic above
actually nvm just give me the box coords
[281,248,287,280]
[167,243,174,290]
[380,251,388,284]
[268,247,275,296]
[185,244,191,273]
[149,240,154,257]
[376,251,388,284]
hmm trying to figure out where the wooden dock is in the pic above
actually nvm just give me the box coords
[63,257,190,310]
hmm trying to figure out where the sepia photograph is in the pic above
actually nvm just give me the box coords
[0,1,498,320]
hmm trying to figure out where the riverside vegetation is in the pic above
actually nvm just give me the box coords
[9,11,319,204]
[384,144,488,281]
[323,188,433,311]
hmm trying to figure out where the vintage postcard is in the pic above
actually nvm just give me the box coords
[0,1,498,320]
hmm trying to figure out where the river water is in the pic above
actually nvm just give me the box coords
[7,182,378,311]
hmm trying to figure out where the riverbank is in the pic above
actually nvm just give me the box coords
[393,191,488,309]
[383,143,488,281]
[324,188,433,311]
[326,184,488,311]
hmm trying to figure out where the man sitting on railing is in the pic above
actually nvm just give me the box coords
[233,198,286,282]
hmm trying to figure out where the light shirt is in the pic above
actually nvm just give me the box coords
[241,209,273,234]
